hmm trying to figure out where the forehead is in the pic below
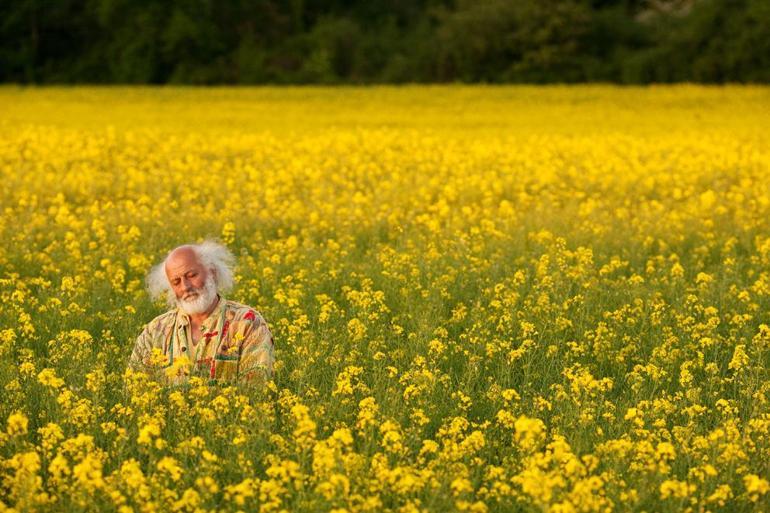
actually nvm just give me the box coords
[164,248,204,278]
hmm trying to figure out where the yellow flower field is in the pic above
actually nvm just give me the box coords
[1,85,769,512]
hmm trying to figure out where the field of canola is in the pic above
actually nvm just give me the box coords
[1,85,769,513]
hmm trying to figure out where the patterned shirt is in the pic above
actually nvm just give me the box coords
[129,296,274,386]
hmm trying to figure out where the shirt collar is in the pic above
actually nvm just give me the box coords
[175,295,226,329]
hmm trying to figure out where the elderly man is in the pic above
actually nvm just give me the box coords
[129,240,274,386]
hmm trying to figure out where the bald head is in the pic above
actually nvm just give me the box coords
[165,246,203,279]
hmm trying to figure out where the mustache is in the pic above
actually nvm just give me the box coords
[180,283,209,300]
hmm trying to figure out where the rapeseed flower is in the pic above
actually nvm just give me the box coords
[0,85,768,512]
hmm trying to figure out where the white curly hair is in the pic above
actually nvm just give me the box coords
[146,240,236,307]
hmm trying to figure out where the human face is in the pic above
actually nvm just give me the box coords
[165,247,217,314]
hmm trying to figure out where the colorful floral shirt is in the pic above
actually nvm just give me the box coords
[129,296,274,386]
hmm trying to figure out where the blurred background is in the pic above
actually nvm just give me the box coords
[1,0,768,84]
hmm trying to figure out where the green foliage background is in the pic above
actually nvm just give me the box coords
[2,0,768,84]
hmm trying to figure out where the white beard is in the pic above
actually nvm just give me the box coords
[176,276,218,315]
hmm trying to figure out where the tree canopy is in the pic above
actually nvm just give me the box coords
[1,0,768,84]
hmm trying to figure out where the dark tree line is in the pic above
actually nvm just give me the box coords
[1,0,768,84]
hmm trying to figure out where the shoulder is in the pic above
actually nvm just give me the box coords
[222,300,274,349]
[224,299,268,324]
[139,309,177,335]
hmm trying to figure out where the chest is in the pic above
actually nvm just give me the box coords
[165,318,238,382]
[190,322,204,344]
[177,321,228,361]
